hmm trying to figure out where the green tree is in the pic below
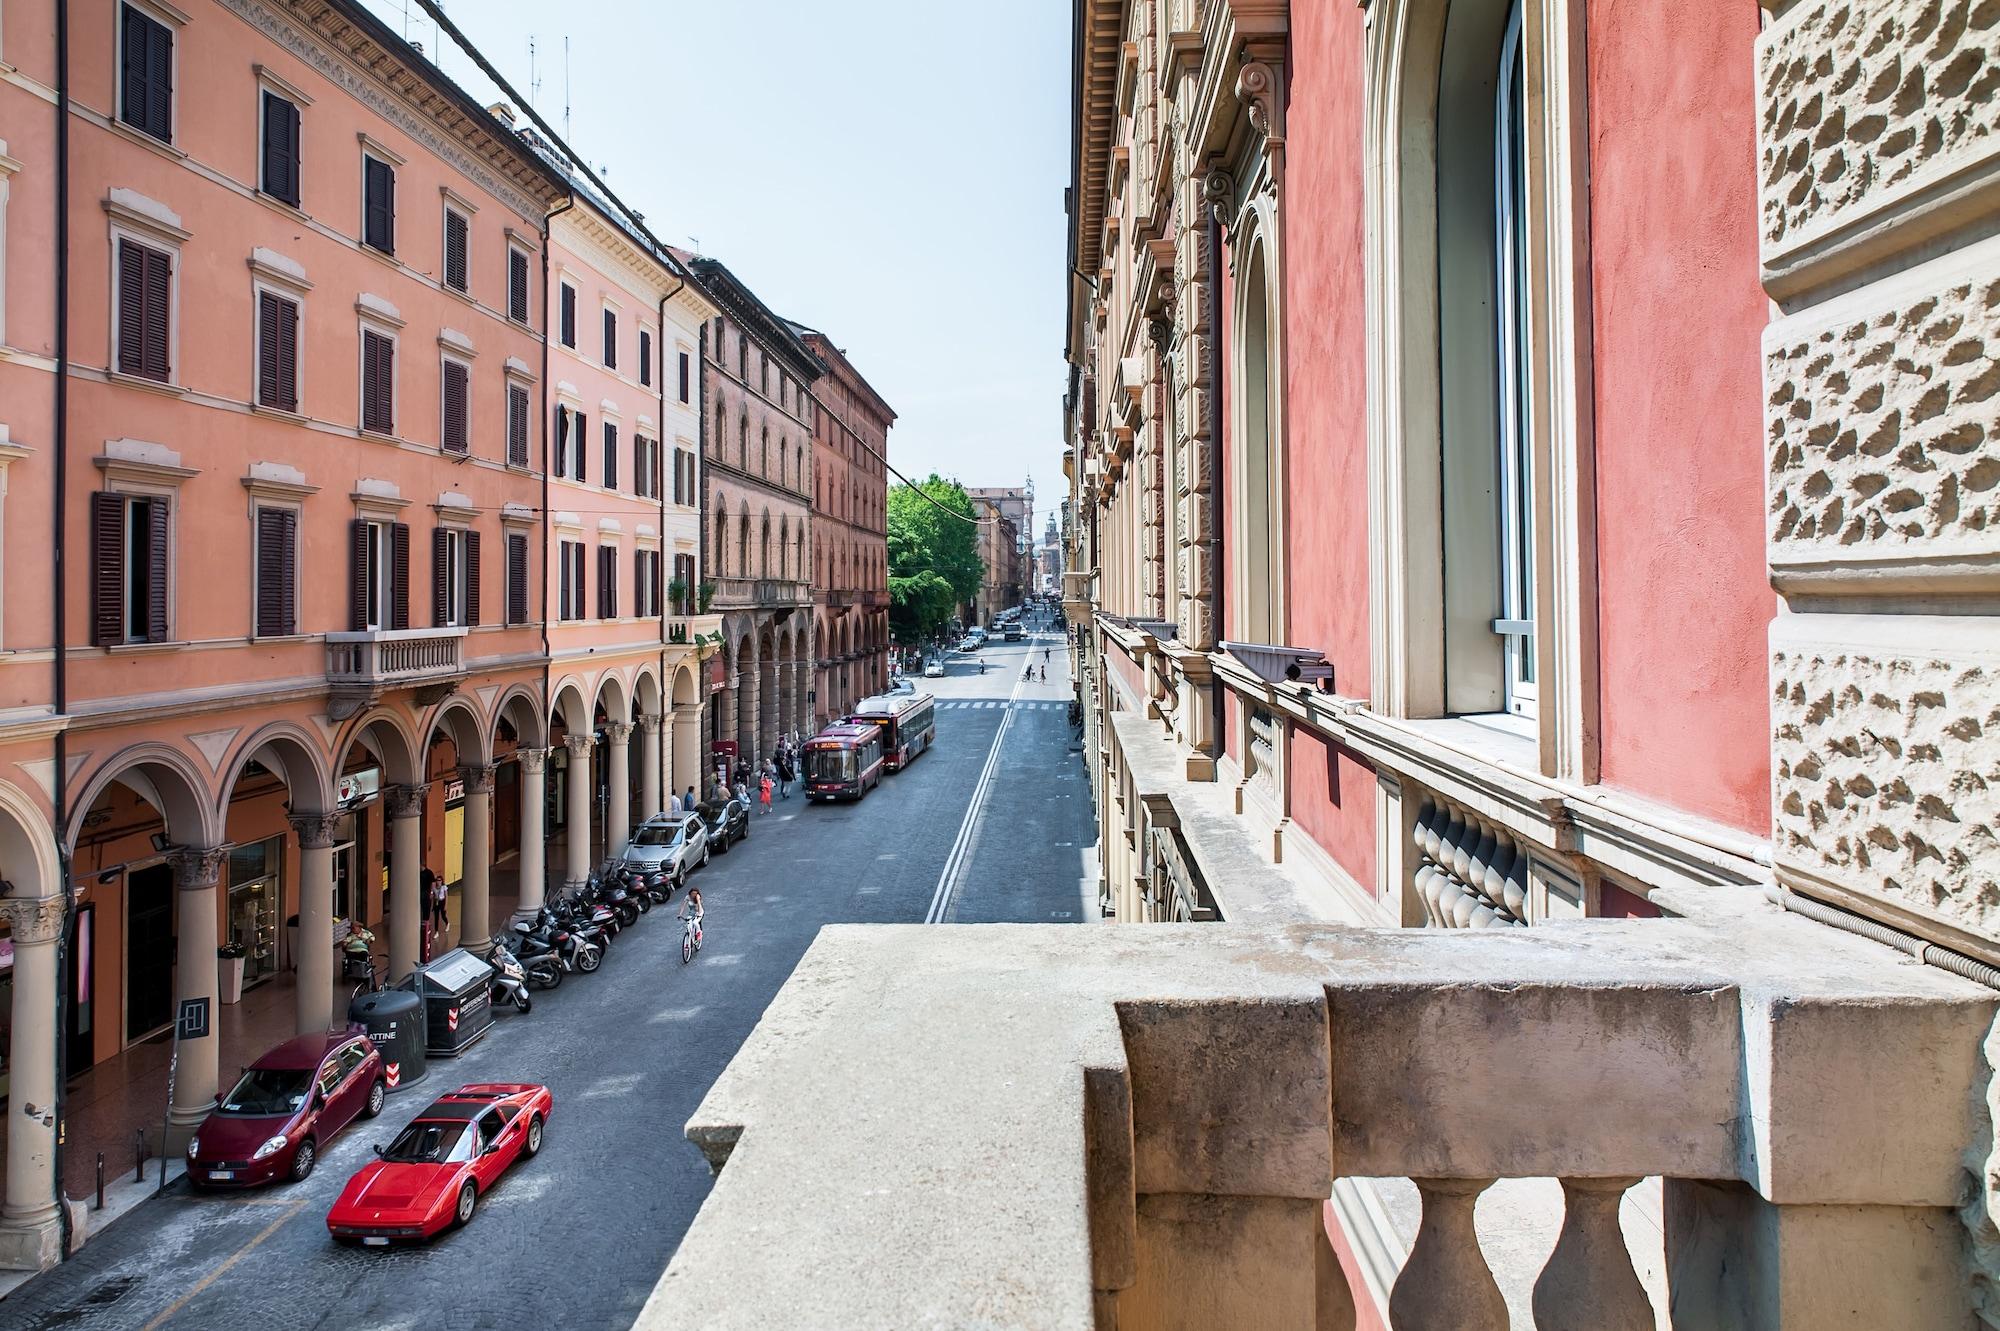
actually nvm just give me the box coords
[887,475,983,643]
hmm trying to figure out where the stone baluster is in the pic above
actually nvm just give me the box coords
[1388,1177,1506,1331]
[1532,1177,1650,1331]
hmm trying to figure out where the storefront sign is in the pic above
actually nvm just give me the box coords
[709,652,728,694]
[177,996,211,1040]
[443,777,465,803]
[336,767,382,808]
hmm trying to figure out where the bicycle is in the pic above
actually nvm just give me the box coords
[681,912,704,964]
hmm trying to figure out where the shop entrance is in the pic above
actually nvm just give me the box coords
[227,839,283,988]
[125,862,174,1042]
[65,902,96,1074]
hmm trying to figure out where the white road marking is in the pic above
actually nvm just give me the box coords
[649,1006,705,1023]
[579,1072,646,1100]
[704,953,743,965]
[926,667,1028,924]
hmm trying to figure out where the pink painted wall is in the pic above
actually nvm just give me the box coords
[1281,3,1372,701]
[1287,725,1377,897]
[1587,0,1772,835]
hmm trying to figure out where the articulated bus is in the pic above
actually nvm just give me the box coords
[848,691,936,772]
[803,724,885,802]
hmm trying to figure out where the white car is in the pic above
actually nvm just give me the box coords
[923,659,945,678]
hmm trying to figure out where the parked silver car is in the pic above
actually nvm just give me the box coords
[622,812,709,889]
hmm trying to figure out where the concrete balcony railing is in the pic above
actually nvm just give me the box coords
[1062,568,1096,618]
[712,576,812,611]
[636,905,1993,1330]
[324,627,467,720]
[823,588,854,609]
[666,613,725,646]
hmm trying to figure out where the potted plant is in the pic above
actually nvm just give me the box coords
[667,576,690,615]
[217,941,247,1005]
[698,580,717,613]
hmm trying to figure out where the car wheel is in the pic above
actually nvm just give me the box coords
[524,1114,544,1158]
[289,1138,317,1182]
[702,845,710,867]
[362,1079,387,1119]
[454,1180,477,1228]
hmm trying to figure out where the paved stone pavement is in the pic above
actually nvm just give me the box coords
[2,625,1094,1331]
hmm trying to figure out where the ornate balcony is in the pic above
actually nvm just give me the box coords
[324,628,468,720]
[667,613,725,647]
[635,909,1990,1329]
[1062,568,1095,619]
[712,576,812,615]
[823,588,854,610]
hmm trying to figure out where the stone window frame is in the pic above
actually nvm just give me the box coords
[248,247,311,418]
[438,188,477,299]
[437,326,478,457]
[0,138,20,346]
[355,293,405,440]
[104,188,191,395]
[93,439,200,649]
[115,0,188,147]
[241,465,318,641]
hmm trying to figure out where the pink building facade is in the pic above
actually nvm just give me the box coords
[797,327,893,726]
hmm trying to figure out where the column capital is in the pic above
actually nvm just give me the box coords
[385,784,430,819]
[290,813,342,849]
[460,764,498,795]
[169,846,228,889]
[637,713,663,734]
[0,894,66,943]
[564,733,596,758]
[606,722,633,744]
[674,702,703,718]
[517,746,549,774]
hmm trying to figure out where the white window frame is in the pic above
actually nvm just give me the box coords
[440,525,469,627]
[1492,2,1536,720]
[357,135,404,257]
[115,0,186,147]
[506,237,533,325]
[558,278,578,348]
[440,187,476,296]
[602,298,621,371]
[438,347,474,454]
[505,374,533,470]
[249,250,311,416]
[253,67,312,208]
[0,140,20,347]
[249,502,301,640]
[105,192,190,392]
[355,296,404,439]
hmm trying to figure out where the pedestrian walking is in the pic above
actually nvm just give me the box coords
[686,784,699,812]
[1039,664,1047,682]
[759,773,774,815]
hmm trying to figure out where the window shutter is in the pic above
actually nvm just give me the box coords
[507,532,528,625]
[634,549,646,617]
[442,360,468,453]
[560,284,575,346]
[90,492,126,646]
[255,507,297,637]
[652,551,664,616]
[275,295,298,411]
[553,405,569,478]
[633,436,645,498]
[262,93,300,206]
[575,413,587,483]
[145,499,170,642]
[363,331,394,434]
[432,526,451,626]
[257,292,298,411]
[390,521,410,630]
[116,240,146,375]
[556,544,568,621]
[144,14,173,142]
[464,528,482,626]
[639,330,651,386]
[508,250,530,323]
[444,210,468,292]
[349,519,369,631]
[508,384,529,468]
[604,422,618,491]
[122,9,173,142]
[603,309,617,368]
[365,158,395,252]
[278,509,298,636]
[679,351,690,403]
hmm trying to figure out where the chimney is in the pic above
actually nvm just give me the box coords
[488,103,516,128]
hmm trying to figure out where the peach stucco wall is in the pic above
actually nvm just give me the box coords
[1281,3,1373,704]
[1586,0,1773,835]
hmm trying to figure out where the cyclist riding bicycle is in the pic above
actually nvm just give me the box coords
[679,885,705,960]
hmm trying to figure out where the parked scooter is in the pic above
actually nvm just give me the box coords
[535,903,606,972]
[495,930,565,990]
[487,943,533,1013]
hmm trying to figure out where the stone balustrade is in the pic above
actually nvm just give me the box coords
[1414,792,1528,929]
[636,901,1993,1329]
[323,627,469,719]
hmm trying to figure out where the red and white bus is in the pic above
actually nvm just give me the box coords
[847,692,936,772]
[803,723,885,802]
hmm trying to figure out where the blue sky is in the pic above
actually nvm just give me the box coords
[371,0,1072,532]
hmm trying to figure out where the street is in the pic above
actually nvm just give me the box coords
[4,630,1090,1331]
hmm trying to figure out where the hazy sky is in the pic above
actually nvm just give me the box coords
[370,0,1072,535]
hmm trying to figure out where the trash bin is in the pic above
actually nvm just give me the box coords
[411,947,494,1057]
[348,989,427,1093]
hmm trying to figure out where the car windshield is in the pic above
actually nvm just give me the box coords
[380,1118,475,1164]
[218,1067,312,1116]
[631,822,683,847]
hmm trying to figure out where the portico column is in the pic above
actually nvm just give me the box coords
[515,748,548,921]
[779,663,796,740]
[290,814,339,1035]
[605,723,633,859]
[167,847,226,1138]
[674,703,702,803]
[639,713,663,817]
[459,766,494,952]
[564,733,593,889]
[0,895,65,1270]
[796,654,811,735]
[385,786,426,981]
[737,669,760,778]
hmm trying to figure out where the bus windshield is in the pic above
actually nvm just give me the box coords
[807,748,856,783]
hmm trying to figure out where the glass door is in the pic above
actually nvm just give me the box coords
[228,839,282,986]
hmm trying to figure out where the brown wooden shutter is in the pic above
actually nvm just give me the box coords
[90,492,125,645]
[559,284,575,346]
[603,421,618,491]
[634,549,646,617]
[639,330,651,386]
[262,92,300,206]
[464,529,482,626]
[603,309,617,368]
[349,519,370,631]
[255,507,282,636]
[257,292,299,411]
[363,331,394,434]
[507,532,527,624]
[444,210,468,292]
[442,360,468,453]
[575,412,587,483]
[145,499,170,642]
[278,509,298,635]
[432,526,451,626]
[508,250,529,322]
[364,157,395,252]
[390,522,410,630]
[508,385,529,467]
[553,406,568,478]
[121,8,173,142]
[116,241,145,375]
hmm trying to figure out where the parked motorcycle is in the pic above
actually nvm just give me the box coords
[495,929,565,989]
[488,943,533,1013]
[535,903,605,972]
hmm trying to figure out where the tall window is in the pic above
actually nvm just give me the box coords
[508,247,531,324]
[506,531,531,624]
[678,351,691,403]
[638,329,652,386]
[115,238,172,383]
[119,4,174,144]
[603,308,618,369]
[596,544,619,619]
[443,207,469,293]
[559,282,577,347]
[432,527,478,627]
[1492,1,1534,718]
[362,155,395,254]
[441,358,469,453]
[507,381,531,468]
[558,539,585,621]
[90,492,170,644]
[255,290,299,412]
[360,329,395,434]
[349,518,408,632]
[260,90,301,207]
[553,406,587,481]
[603,421,619,490]
[253,507,298,637]
[634,549,661,617]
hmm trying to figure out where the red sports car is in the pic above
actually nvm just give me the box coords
[325,1082,551,1245]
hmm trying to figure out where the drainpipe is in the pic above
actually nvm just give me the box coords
[1206,207,1227,774]
[541,194,574,731]
[52,0,75,1260]
[655,271,683,766]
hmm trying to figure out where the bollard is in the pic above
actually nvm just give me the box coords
[135,1129,147,1184]
[96,1153,105,1210]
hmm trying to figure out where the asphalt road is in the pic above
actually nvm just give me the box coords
[4,624,1093,1331]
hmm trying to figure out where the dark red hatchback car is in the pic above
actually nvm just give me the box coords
[187,1030,385,1189]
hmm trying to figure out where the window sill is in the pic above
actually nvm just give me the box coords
[358,426,401,444]
[106,370,187,398]
[250,401,307,423]
[254,189,307,219]
[102,639,188,655]
[248,633,314,645]
[1398,712,1541,779]
[359,242,402,271]
[105,117,188,163]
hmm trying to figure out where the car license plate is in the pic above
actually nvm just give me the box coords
[362,1236,390,1247]
[209,1170,234,1180]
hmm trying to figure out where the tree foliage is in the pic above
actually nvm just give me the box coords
[887,474,983,642]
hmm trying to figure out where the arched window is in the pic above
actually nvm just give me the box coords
[713,402,724,457]
[1234,231,1282,642]
[715,502,727,574]
[778,518,789,578]
[761,426,769,477]
[1492,1,1534,716]
[737,504,750,575]
[760,512,772,577]
[738,414,749,469]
